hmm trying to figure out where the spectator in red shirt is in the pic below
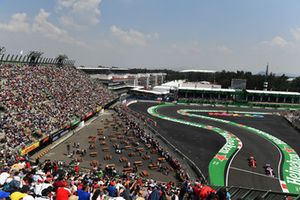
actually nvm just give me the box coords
[56,182,71,200]
[74,165,79,173]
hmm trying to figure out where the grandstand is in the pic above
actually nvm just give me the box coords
[128,79,300,107]
[0,63,117,154]
[178,88,300,106]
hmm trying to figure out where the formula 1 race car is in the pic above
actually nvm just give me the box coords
[264,164,275,177]
[248,156,257,168]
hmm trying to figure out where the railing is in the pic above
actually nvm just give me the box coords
[215,185,300,199]
[146,124,207,184]
[178,99,300,109]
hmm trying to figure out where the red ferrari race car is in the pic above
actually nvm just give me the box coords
[248,156,257,168]
[264,164,275,177]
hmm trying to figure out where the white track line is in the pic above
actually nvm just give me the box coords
[273,142,282,180]
[230,166,279,180]
[226,144,242,186]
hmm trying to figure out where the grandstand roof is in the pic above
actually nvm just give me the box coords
[180,69,216,73]
[77,66,128,71]
[131,88,169,95]
[109,85,135,90]
[246,90,300,96]
[179,87,235,92]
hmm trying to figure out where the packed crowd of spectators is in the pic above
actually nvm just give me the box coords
[283,110,300,123]
[0,64,117,149]
[282,110,300,129]
[0,152,231,200]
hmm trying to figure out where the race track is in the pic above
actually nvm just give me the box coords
[128,102,300,193]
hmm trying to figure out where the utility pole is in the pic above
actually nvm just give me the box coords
[263,63,269,91]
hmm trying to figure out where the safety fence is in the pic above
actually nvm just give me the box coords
[212,185,300,200]
[178,99,300,110]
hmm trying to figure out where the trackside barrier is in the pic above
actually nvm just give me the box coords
[146,124,207,184]
[177,99,300,110]
[211,186,300,199]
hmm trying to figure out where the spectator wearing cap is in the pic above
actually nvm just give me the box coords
[0,190,10,200]
[77,185,90,200]
[10,190,26,200]
[56,182,71,200]
[53,178,67,192]
[107,181,117,197]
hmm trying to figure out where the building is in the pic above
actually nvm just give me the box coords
[78,66,166,88]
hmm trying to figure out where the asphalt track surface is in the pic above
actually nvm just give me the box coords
[129,102,300,191]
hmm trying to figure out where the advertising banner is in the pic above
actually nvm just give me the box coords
[82,111,94,121]
[85,111,94,118]
[71,120,80,128]
[51,129,65,142]
[60,130,68,137]
[65,124,71,130]
[20,142,40,156]
[96,106,102,112]
[40,136,50,145]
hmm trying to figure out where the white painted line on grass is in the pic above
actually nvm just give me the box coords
[230,167,279,180]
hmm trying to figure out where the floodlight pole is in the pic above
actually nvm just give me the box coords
[56,54,68,67]
[27,50,44,66]
[0,46,6,55]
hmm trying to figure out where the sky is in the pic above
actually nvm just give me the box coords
[0,0,300,75]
